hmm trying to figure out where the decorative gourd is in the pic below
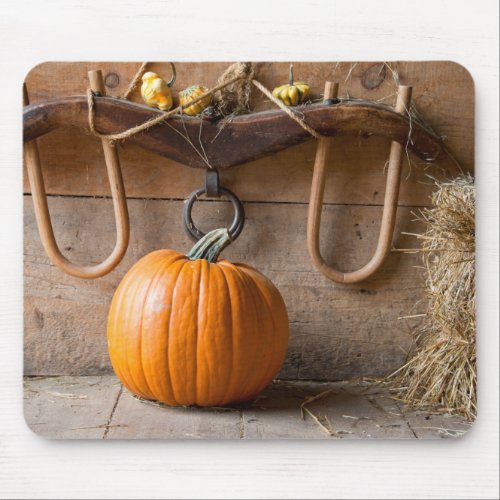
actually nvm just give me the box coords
[178,85,211,116]
[272,64,310,106]
[140,63,176,111]
[107,228,289,407]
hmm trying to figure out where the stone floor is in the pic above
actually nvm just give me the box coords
[23,376,472,439]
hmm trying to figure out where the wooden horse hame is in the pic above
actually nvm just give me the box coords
[23,68,443,282]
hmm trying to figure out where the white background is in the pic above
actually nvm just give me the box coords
[0,0,498,498]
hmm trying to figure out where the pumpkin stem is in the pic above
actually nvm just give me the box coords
[289,64,294,86]
[186,228,232,263]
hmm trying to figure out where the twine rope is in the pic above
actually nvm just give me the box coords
[87,74,243,142]
[87,62,322,143]
[122,61,148,100]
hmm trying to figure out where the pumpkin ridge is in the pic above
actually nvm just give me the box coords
[201,259,223,406]
[193,258,205,404]
[240,268,277,393]
[156,255,187,405]
[125,258,162,399]
[199,261,234,407]
[111,255,165,397]
[169,257,203,404]
[148,255,188,406]
[238,265,276,400]
[125,258,161,396]
[195,260,203,404]
[137,257,173,400]
[141,252,184,402]
[218,261,288,403]
[216,264,235,406]
[218,262,250,403]
[166,257,189,405]
[240,265,286,393]
[221,261,261,402]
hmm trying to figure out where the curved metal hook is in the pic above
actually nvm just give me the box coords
[307,82,413,284]
[23,70,130,279]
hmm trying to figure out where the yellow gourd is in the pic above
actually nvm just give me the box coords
[140,63,176,111]
[272,64,310,106]
[179,85,211,116]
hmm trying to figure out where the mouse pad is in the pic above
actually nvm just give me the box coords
[23,61,475,439]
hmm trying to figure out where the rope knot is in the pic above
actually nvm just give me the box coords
[214,62,254,116]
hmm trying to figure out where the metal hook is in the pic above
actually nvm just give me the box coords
[205,168,220,198]
[307,82,413,284]
[23,70,130,279]
[183,169,245,242]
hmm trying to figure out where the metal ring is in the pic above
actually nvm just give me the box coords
[183,186,245,242]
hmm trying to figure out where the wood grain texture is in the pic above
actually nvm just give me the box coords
[107,389,242,439]
[22,376,471,440]
[24,97,442,167]
[402,409,472,439]
[23,375,122,438]
[24,195,425,379]
[24,131,458,207]
[244,381,417,439]
[23,61,472,206]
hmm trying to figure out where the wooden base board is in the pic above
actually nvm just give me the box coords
[23,376,472,439]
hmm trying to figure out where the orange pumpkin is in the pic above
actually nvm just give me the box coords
[107,228,289,407]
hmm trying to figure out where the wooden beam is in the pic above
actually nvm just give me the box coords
[24,96,443,169]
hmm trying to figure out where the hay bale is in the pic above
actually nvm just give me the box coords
[392,175,476,421]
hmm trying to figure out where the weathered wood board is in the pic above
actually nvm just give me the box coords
[244,381,416,439]
[24,61,472,206]
[24,196,425,379]
[23,376,472,439]
[23,62,474,380]
[402,409,472,439]
[23,375,122,438]
[107,390,243,440]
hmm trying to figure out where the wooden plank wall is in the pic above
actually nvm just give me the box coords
[23,61,474,380]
